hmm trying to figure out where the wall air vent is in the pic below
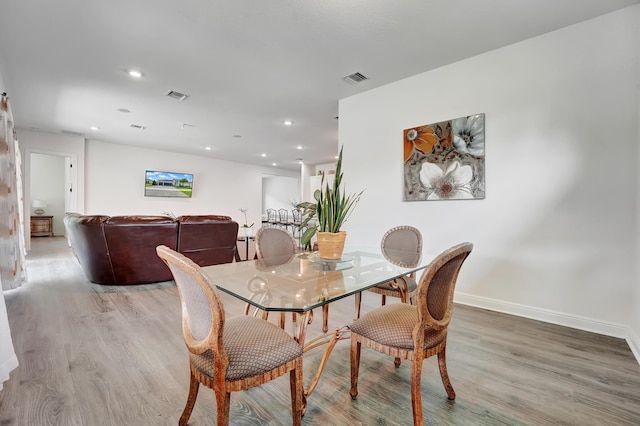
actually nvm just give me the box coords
[342,72,368,85]
[165,90,190,101]
[130,124,147,130]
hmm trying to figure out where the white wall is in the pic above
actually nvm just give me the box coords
[262,176,301,218]
[30,153,65,236]
[84,140,298,228]
[633,26,640,362]
[340,5,640,348]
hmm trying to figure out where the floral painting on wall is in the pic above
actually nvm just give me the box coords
[403,113,485,201]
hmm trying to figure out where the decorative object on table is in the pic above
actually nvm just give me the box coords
[239,207,254,237]
[298,146,364,259]
[144,170,193,198]
[403,113,485,201]
[32,199,47,215]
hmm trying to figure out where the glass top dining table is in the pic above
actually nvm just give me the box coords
[201,245,433,402]
[201,246,430,313]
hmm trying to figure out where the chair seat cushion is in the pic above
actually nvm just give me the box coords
[350,303,446,350]
[190,316,303,381]
[374,276,417,293]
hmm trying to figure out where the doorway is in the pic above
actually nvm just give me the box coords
[29,153,74,241]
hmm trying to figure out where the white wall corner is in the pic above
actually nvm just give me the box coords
[454,292,631,340]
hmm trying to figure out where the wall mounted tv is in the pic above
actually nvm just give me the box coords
[144,170,194,198]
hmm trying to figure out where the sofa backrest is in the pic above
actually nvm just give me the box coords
[64,213,115,284]
[177,215,240,266]
[103,216,179,284]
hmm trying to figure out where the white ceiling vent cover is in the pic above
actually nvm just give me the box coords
[342,72,368,85]
[62,129,85,136]
[165,90,190,101]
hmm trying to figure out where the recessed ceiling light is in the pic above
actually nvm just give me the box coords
[205,146,212,151]
[334,155,339,159]
[296,145,303,150]
[232,134,242,138]
[272,163,277,166]
[127,69,144,78]
[89,126,100,131]
[261,153,267,157]
[284,120,293,126]
[117,108,131,113]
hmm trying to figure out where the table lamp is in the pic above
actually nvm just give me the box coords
[32,199,47,215]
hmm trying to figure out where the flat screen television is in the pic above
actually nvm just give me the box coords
[144,170,194,198]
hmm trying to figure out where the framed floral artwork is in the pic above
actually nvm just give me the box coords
[403,113,485,201]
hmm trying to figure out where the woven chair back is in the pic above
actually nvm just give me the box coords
[255,227,296,259]
[381,226,423,268]
[416,242,473,329]
[156,245,224,350]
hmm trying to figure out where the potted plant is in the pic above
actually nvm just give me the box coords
[298,147,364,259]
[239,208,254,238]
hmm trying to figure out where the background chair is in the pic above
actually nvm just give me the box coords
[255,226,297,259]
[156,245,303,426]
[354,225,422,319]
[278,208,292,232]
[266,208,278,227]
[254,227,330,332]
[349,242,473,426]
[291,208,303,247]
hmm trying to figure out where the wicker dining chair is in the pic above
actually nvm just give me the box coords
[156,245,304,426]
[349,242,473,426]
[254,227,330,332]
[354,225,423,319]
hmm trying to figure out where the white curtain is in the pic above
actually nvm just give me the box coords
[0,93,22,389]
[0,277,18,391]
[0,93,27,290]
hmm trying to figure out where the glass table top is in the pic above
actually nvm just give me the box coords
[201,246,431,312]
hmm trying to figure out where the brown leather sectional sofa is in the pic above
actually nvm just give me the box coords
[64,213,240,285]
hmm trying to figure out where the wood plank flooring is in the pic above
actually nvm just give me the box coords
[1,237,639,425]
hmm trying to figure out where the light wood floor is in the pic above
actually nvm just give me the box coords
[1,237,639,425]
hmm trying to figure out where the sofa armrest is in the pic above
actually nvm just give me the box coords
[64,213,115,284]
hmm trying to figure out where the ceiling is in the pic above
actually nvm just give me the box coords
[0,0,637,171]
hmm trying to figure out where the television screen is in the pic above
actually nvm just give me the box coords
[145,170,194,198]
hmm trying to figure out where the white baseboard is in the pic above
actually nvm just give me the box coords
[454,292,632,342]
[628,328,640,366]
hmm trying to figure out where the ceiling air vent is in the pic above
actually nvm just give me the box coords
[130,124,147,130]
[343,72,368,85]
[165,90,190,101]
[62,129,85,136]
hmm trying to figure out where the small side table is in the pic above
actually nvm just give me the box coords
[237,236,255,261]
[31,215,54,237]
